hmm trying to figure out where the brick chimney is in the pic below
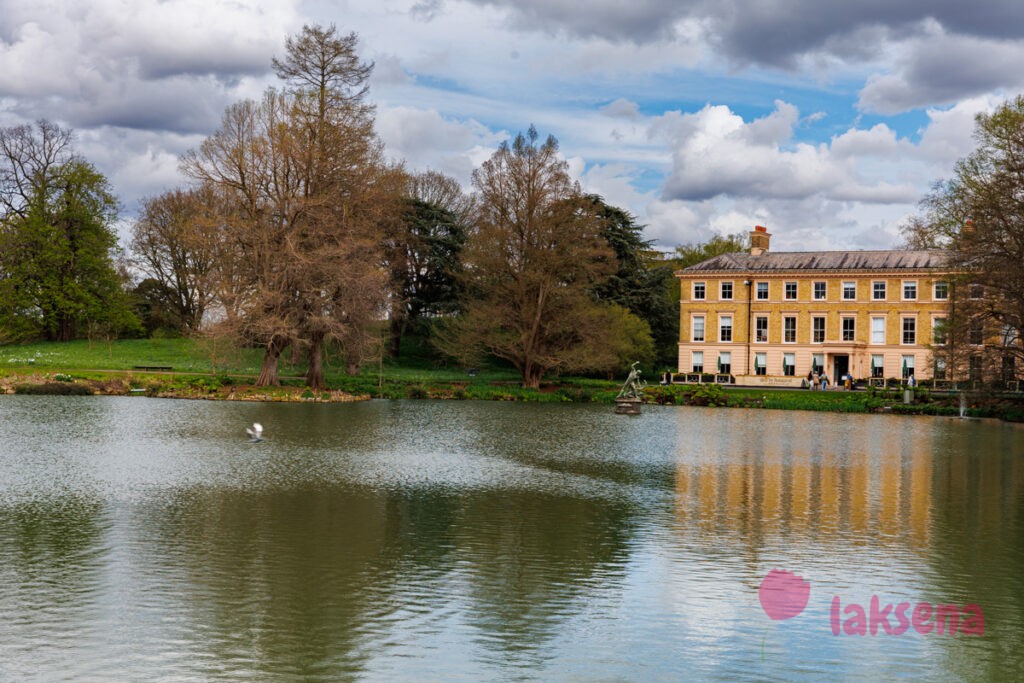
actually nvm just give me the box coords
[750,225,771,256]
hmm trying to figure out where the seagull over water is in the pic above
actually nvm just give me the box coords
[246,422,263,443]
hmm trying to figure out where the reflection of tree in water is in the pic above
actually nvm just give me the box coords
[0,497,106,607]
[141,486,391,680]
[0,496,107,679]
[925,427,1024,682]
[452,489,634,671]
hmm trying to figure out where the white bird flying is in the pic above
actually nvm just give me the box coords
[246,422,263,442]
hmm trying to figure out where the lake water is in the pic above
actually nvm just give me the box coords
[0,396,1021,681]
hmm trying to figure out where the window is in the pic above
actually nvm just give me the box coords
[902,317,916,344]
[969,284,983,300]
[783,316,797,343]
[756,282,769,300]
[969,323,984,346]
[902,281,918,300]
[1000,324,1019,347]
[872,281,887,300]
[693,282,706,300]
[720,281,733,300]
[812,354,824,372]
[842,317,856,341]
[719,315,733,342]
[934,281,949,300]
[718,352,731,375]
[813,281,827,300]
[871,317,885,344]
[692,315,705,342]
[783,353,795,376]
[842,282,856,300]
[812,316,825,343]
[871,354,884,378]
[933,317,947,345]
[754,352,767,376]
[902,354,915,379]
[755,316,768,342]
[1002,356,1016,383]
[691,351,704,374]
[934,356,947,380]
[784,282,797,300]
[969,355,982,382]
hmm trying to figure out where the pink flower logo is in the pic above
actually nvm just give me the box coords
[759,569,811,621]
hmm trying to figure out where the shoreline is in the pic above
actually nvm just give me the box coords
[3,369,1022,422]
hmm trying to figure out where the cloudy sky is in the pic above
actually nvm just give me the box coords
[2,0,1022,250]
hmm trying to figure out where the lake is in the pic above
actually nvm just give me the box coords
[0,396,1021,681]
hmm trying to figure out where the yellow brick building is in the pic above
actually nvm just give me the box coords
[676,227,950,386]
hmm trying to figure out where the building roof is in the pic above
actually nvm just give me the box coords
[681,249,947,273]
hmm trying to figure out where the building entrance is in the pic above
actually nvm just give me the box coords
[833,355,850,383]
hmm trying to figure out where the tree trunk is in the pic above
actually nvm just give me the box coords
[306,331,325,390]
[523,362,543,389]
[346,348,361,376]
[58,316,74,342]
[389,315,404,359]
[256,335,287,386]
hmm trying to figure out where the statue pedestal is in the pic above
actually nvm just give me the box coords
[615,397,642,415]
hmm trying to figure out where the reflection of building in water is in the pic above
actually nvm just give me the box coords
[674,414,1024,557]
[673,413,936,549]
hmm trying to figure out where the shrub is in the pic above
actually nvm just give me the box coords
[406,385,428,399]
[14,382,93,396]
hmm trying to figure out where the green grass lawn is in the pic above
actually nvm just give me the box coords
[0,337,526,389]
[6,339,1011,417]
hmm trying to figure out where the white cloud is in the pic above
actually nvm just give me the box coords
[375,105,505,185]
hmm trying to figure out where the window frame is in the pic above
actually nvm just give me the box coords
[783,315,797,343]
[841,316,856,342]
[756,282,769,300]
[902,317,917,345]
[755,315,769,343]
[870,316,886,345]
[691,351,704,374]
[691,315,705,343]
[872,281,887,301]
[693,282,706,300]
[934,281,949,300]
[902,280,918,301]
[812,316,825,343]
[782,352,796,376]
[813,281,827,300]
[719,314,733,343]
[784,281,798,300]
[842,281,857,301]
[720,281,733,300]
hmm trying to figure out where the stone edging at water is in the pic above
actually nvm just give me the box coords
[1,373,369,403]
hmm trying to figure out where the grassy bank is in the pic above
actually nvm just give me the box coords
[2,339,1022,419]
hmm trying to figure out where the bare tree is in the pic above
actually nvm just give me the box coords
[130,186,219,332]
[182,25,398,389]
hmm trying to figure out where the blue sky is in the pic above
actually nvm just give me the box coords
[3,0,1023,250]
